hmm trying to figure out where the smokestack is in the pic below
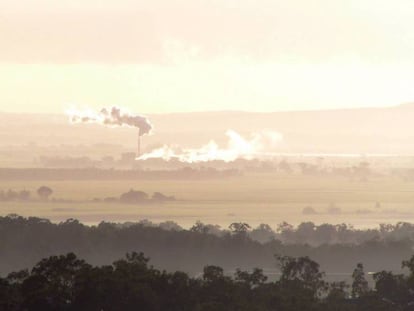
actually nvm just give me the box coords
[67,106,153,158]
[67,106,153,135]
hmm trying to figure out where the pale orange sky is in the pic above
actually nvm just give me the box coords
[1,0,414,113]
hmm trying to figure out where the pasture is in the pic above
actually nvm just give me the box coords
[1,173,414,228]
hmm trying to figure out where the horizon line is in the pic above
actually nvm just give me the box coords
[0,102,411,116]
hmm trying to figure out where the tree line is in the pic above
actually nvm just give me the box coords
[0,187,175,204]
[2,251,414,310]
[1,215,414,279]
[0,186,53,202]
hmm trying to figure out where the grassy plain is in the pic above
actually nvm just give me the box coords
[1,173,414,228]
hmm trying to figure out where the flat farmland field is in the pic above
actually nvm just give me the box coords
[1,173,414,228]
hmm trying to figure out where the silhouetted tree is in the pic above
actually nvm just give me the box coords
[190,221,210,234]
[203,265,225,283]
[326,281,348,302]
[235,268,267,287]
[373,270,408,307]
[21,253,90,310]
[37,186,53,201]
[229,222,251,236]
[152,192,175,201]
[7,252,414,310]
[351,263,369,298]
[276,255,327,297]
[119,189,148,203]
[249,224,275,243]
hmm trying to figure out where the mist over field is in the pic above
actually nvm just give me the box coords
[2,104,414,227]
[4,0,414,309]
[3,104,414,310]
[2,102,414,307]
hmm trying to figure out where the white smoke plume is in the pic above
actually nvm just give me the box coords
[67,106,152,136]
[138,130,283,163]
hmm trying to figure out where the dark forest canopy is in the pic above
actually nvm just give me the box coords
[2,251,414,311]
[1,215,414,278]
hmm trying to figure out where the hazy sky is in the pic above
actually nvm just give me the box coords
[1,0,414,113]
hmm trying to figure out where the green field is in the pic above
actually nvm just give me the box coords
[1,173,414,228]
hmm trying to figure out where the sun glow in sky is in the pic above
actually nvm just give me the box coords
[1,0,414,113]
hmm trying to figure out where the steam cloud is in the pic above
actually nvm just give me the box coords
[67,106,152,136]
[138,130,283,163]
